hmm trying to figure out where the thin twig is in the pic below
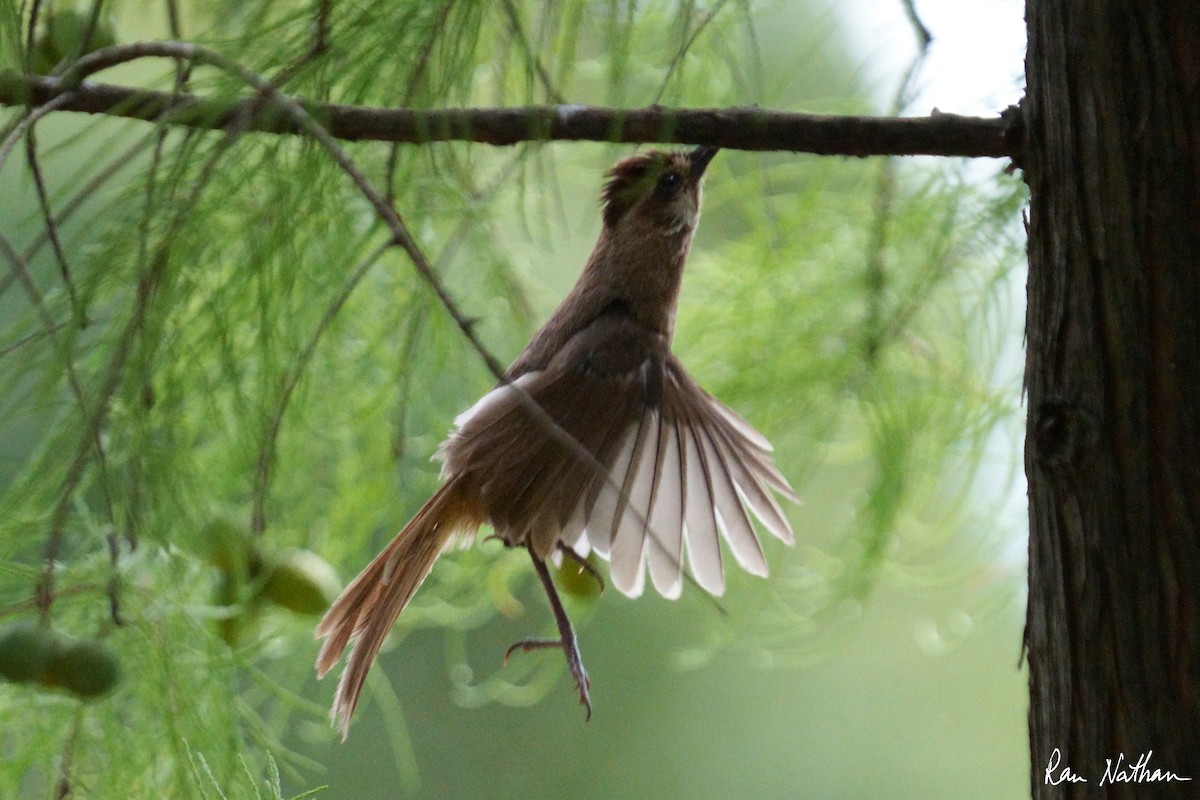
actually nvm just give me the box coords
[105,530,123,625]
[25,0,45,66]
[651,0,730,106]
[162,0,194,89]
[124,0,193,549]
[15,133,158,271]
[899,0,933,50]
[265,0,332,89]
[0,89,79,174]
[862,0,934,364]
[250,239,394,536]
[392,149,533,458]
[55,706,86,799]
[75,0,110,62]
[25,131,84,325]
[499,0,566,104]
[386,0,458,204]
[0,320,67,357]
[0,227,117,552]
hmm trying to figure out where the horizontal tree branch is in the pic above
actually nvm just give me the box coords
[0,70,1021,159]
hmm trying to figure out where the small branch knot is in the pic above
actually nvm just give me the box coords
[1032,400,1098,475]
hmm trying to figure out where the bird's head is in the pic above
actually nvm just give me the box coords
[600,146,718,236]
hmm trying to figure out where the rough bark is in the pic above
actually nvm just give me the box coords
[1024,0,1200,797]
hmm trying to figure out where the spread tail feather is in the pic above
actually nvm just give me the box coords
[315,480,478,738]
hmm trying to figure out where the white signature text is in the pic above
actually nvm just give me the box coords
[1044,748,1192,786]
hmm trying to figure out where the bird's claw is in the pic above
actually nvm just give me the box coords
[503,633,592,719]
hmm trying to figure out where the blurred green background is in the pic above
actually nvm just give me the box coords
[307,570,1028,799]
[0,1,1029,797]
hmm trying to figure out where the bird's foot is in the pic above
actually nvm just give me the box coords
[503,634,592,719]
[504,550,594,720]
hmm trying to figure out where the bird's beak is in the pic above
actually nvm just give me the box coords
[689,146,719,179]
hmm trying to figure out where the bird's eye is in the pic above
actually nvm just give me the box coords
[657,172,682,193]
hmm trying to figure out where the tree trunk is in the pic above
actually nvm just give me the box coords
[1024,0,1200,797]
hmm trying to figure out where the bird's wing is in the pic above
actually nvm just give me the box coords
[640,356,797,598]
[440,309,797,598]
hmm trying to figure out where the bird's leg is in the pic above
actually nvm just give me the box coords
[504,548,593,720]
[556,541,605,594]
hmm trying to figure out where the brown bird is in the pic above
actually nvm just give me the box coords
[315,146,798,737]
